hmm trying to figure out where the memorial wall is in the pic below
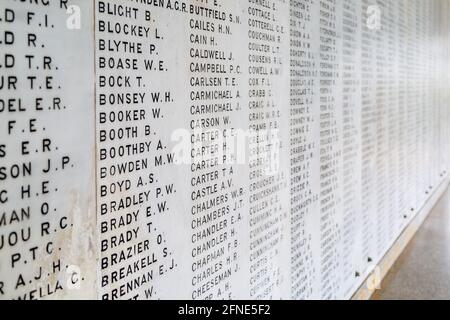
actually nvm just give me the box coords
[0,0,449,300]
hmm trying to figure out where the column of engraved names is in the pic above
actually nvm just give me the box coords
[0,1,94,299]
[411,1,421,210]
[430,1,441,186]
[413,0,426,206]
[289,0,318,300]
[247,0,289,299]
[423,0,435,195]
[341,0,362,296]
[418,0,428,207]
[419,0,430,200]
[432,1,441,185]
[405,1,418,214]
[436,0,445,182]
[360,0,377,270]
[443,1,450,174]
[318,0,343,299]
[96,1,177,300]
[397,0,408,228]
[437,0,449,177]
[442,2,450,176]
[188,1,244,300]
[374,0,389,257]
[386,0,400,239]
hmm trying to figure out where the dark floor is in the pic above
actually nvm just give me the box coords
[372,186,450,300]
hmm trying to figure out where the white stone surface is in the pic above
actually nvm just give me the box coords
[0,1,96,299]
[1,0,449,300]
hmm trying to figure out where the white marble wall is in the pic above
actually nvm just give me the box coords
[0,1,97,299]
[0,0,449,300]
